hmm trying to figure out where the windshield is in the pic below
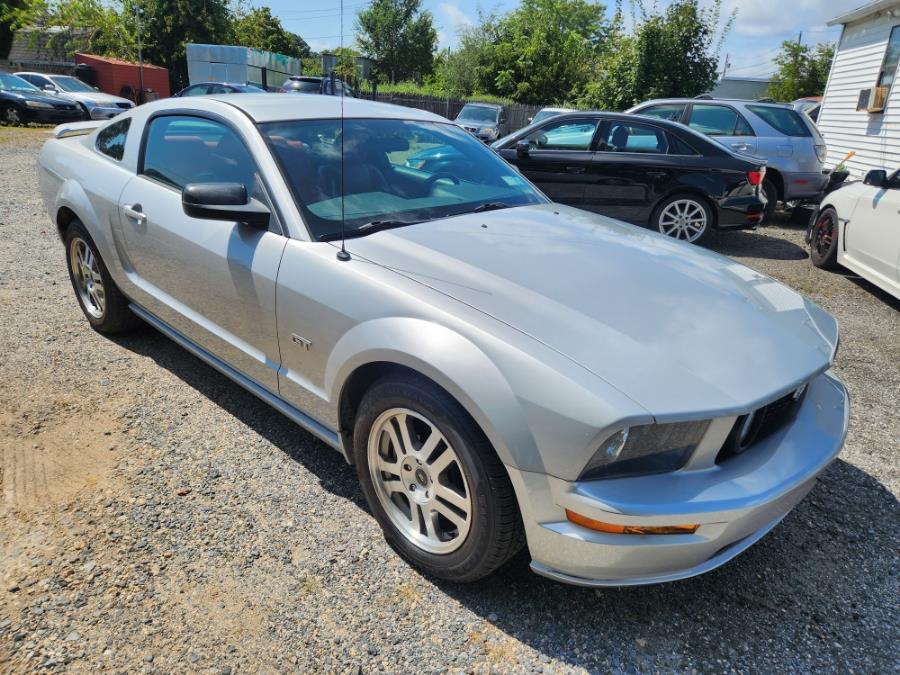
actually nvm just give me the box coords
[532,109,566,124]
[51,75,96,93]
[0,74,40,92]
[456,105,499,124]
[284,79,321,93]
[262,118,546,240]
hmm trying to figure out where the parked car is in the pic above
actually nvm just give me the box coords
[492,111,766,243]
[0,73,82,126]
[174,82,266,96]
[792,96,822,123]
[628,97,828,218]
[279,75,355,97]
[16,71,134,120]
[453,102,509,142]
[529,106,576,125]
[37,94,847,587]
[808,169,900,301]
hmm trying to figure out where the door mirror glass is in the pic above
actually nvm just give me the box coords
[43,84,56,92]
[182,183,270,228]
[515,139,530,157]
[864,169,888,187]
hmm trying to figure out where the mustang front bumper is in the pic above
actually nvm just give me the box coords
[510,369,848,587]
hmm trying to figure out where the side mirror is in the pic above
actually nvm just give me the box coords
[43,84,57,93]
[864,169,887,187]
[515,139,530,157]
[182,183,270,229]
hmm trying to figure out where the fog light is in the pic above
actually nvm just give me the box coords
[565,509,698,535]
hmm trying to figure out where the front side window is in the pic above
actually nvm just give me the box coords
[96,118,131,161]
[522,118,600,151]
[877,25,900,89]
[262,118,546,240]
[599,121,668,154]
[141,115,257,192]
[688,104,753,136]
[637,104,686,121]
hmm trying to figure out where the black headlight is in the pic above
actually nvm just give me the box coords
[579,421,710,481]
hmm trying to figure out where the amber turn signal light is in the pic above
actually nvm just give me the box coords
[565,509,698,535]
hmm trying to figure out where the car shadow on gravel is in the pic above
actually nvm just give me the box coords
[110,325,900,671]
[703,228,809,261]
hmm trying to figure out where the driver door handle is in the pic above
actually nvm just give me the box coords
[123,203,147,225]
[731,143,750,152]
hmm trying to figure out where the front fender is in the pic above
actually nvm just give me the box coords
[325,317,538,471]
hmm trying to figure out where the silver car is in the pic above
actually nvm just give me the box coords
[16,72,134,120]
[37,95,848,587]
[628,98,828,217]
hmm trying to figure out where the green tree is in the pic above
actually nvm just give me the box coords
[767,41,835,101]
[584,0,733,110]
[356,0,437,82]
[232,5,310,58]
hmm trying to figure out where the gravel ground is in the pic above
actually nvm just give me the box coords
[1,126,898,674]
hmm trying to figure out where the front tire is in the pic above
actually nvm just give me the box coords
[652,193,713,244]
[809,207,839,270]
[64,220,136,333]
[1,104,22,126]
[354,375,524,582]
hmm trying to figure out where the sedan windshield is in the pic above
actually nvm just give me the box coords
[50,75,96,93]
[0,74,40,92]
[456,105,499,124]
[262,118,546,240]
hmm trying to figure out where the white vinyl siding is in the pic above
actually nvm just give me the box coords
[819,5,900,178]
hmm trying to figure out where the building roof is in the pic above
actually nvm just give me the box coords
[75,53,168,71]
[828,0,900,26]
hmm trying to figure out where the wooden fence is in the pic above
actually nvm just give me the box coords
[366,92,541,132]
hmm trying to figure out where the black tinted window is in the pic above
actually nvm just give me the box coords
[667,133,698,155]
[746,105,811,137]
[141,115,257,191]
[689,104,754,136]
[96,118,131,161]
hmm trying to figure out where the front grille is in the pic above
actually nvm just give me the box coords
[115,102,132,109]
[717,385,807,464]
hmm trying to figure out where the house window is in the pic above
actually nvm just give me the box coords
[877,25,900,89]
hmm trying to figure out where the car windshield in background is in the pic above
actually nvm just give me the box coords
[0,74,39,92]
[51,76,96,93]
[531,110,563,124]
[456,105,498,123]
[286,79,321,92]
[747,105,811,137]
[262,118,546,240]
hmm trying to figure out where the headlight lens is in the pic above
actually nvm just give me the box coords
[580,421,710,480]
[25,100,53,109]
[480,127,498,139]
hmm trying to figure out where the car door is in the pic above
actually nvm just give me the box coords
[584,119,676,223]
[118,113,288,392]
[686,103,757,156]
[498,116,601,205]
[845,171,900,288]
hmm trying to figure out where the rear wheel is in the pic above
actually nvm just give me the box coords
[762,179,779,222]
[354,374,524,582]
[64,220,136,333]
[652,194,713,244]
[1,104,21,126]
[809,207,839,270]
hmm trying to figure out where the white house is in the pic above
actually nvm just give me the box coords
[819,0,900,178]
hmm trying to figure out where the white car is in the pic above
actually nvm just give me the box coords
[15,72,134,120]
[809,169,900,301]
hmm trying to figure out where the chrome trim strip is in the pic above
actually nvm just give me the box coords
[128,303,343,452]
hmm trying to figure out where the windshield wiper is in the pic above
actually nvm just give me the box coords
[471,201,511,213]
[318,219,424,242]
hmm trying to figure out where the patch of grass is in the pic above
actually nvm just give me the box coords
[0,125,51,144]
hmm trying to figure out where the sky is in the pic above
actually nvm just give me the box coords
[256,0,866,79]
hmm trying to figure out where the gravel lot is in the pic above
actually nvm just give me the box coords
[1,126,898,674]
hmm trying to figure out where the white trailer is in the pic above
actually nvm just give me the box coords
[186,43,301,91]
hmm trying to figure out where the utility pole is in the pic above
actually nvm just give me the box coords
[134,5,145,104]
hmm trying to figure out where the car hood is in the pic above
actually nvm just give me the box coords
[63,91,130,105]
[348,204,838,418]
[6,91,64,106]
[455,119,498,127]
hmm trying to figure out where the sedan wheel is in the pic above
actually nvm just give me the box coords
[367,408,472,554]
[69,236,106,319]
[809,207,839,270]
[1,104,21,126]
[656,197,710,243]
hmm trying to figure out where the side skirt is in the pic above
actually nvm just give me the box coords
[128,303,345,456]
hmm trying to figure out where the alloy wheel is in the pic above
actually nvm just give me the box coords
[367,408,472,554]
[813,213,835,256]
[658,199,708,242]
[69,237,105,319]
[2,105,20,126]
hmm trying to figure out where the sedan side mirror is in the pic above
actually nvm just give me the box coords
[864,169,888,187]
[515,139,530,157]
[43,84,57,93]
[182,183,270,229]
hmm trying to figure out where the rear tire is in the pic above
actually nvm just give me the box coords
[651,193,713,244]
[353,374,525,582]
[762,179,779,222]
[64,219,137,334]
[809,207,840,270]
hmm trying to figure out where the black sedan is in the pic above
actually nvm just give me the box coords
[489,112,766,243]
[173,82,267,97]
[0,73,82,126]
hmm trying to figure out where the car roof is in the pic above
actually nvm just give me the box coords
[287,76,324,82]
[638,97,793,109]
[203,92,446,123]
[461,102,501,109]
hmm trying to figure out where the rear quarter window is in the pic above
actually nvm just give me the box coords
[746,105,811,137]
[95,118,131,161]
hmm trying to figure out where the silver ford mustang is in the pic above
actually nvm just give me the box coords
[38,95,848,587]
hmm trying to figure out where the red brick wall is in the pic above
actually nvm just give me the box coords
[75,54,170,99]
